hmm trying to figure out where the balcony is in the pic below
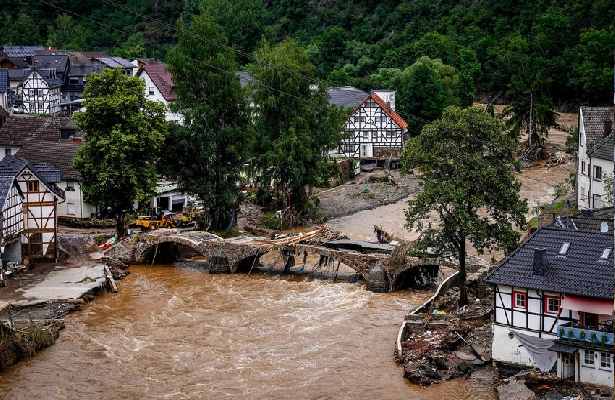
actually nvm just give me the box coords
[557,322,614,347]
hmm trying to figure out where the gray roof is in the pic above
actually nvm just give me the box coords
[1,46,45,58]
[327,86,368,108]
[485,226,614,299]
[97,57,133,69]
[7,68,29,82]
[0,155,64,202]
[0,69,7,94]
[32,54,69,75]
[581,106,614,160]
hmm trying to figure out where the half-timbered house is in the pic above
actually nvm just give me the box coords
[0,156,64,262]
[327,87,408,161]
[19,70,62,114]
[485,224,614,387]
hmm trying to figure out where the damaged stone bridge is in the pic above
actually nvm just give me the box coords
[116,228,442,292]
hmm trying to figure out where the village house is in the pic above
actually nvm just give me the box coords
[136,61,182,123]
[485,221,614,387]
[0,69,8,111]
[0,115,95,219]
[327,87,408,163]
[0,155,64,264]
[576,106,614,209]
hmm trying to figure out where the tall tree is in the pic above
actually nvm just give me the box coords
[74,69,167,237]
[165,12,251,230]
[248,39,344,216]
[402,106,527,306]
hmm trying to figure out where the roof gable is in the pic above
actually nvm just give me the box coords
[138,63,176,102]
[581,106,613,160]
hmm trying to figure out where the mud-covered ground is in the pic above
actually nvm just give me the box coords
[316,170,421,219]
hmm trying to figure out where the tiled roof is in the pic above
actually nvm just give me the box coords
[485,226,614,299]
[369,93,408,129]
[15,138,82,181]
[581,106,614,160]
[0,115,73,146]
[139,63,176,102]
[0,69,7,93]
[327,86,368,108]
[97,56,133,69]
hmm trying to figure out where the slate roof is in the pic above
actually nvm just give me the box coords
[7,68,29,82]
[485,226,614,299]
[15,138,82,181]
[581,106,614,161]
[138,62,176,102]
[1,46,45,58]
[0,69,7,94]
[0,155,64,207]
[0,115,74,146]
[32,54,69,73]
[97,56,133,69]
[327,86,369,108]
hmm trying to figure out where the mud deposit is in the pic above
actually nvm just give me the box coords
[0,265,495,399]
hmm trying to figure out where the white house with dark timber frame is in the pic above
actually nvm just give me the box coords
[327,87,408,161]
[485,223,614,387]
[19,70,62,115]
[0,156,64,263]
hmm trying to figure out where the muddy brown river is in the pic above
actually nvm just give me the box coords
[0,265,495,399]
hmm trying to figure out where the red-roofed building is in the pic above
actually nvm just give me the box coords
[136,61,182,123]
[329,88,408,161]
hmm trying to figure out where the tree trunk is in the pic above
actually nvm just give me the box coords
[458,240,469,307]
[115,213,126,238]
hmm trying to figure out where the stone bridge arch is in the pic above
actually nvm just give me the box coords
[134,232,266,273]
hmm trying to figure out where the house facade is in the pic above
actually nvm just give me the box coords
[486,224,614,387]
[327,87,408,160]
[19,70,62,114]
[136,62,182,123]
[0,156,64,262]
[577,106,614,209]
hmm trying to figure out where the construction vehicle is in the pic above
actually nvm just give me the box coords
[130,211,195,231]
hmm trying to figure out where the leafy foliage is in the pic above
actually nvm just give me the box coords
[164,12,252,230]
[402,106,527,305]
[248,39,345,214]
[74,69,167,236]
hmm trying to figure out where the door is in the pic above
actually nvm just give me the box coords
[561,353,575,380]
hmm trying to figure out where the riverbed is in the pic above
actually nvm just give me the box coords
[0,264,495,399]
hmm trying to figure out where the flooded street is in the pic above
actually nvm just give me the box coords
[0,265,494,399]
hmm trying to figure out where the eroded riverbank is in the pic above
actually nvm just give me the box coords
[0,265,495,399]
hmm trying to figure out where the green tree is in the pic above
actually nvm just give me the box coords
[248,39,344,216]
[74,69,167,237]
[402,106,527,306]
[200,0,265,64]
[112,32,146,59]
[371,57,461,136]
[166,12,251,230]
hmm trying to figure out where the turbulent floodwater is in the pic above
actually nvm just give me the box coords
[0,265,495,399]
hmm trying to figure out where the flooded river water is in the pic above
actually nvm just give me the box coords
[0,265,495,399]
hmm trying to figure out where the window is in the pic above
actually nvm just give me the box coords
[362,131,369,141]
[512,290,527,309]
[26,180,39,192]
[594,165,602,181]
[581,161,586,174]
[4,148,11,157]
[69,77,80,85]
[148,87,155,96]
[601,248,611,260]
[65,184,75,192]
[601,352,612,370]
[558,242,570,255]
[544,295,560,314]
[584,350,595,366]
[593,194,603,208]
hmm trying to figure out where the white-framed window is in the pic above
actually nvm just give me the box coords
[594,165,602,181]
[600,352,611,370]
[581,161,586,174]
[544,295,560,314]
[584,350,595,366]
[148,87,155,96]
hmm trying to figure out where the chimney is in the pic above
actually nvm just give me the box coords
[373,90,396,111]
[532,248,549,276]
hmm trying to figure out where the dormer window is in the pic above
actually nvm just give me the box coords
[559,242,570,255]
[600,248,611,260]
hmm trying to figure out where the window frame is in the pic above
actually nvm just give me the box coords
[584,350,595,367]
[600,352,612,370]
[512,289,528,310]
[594,165,603,181]
[543,295,560,315]
[26,180,39,193]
